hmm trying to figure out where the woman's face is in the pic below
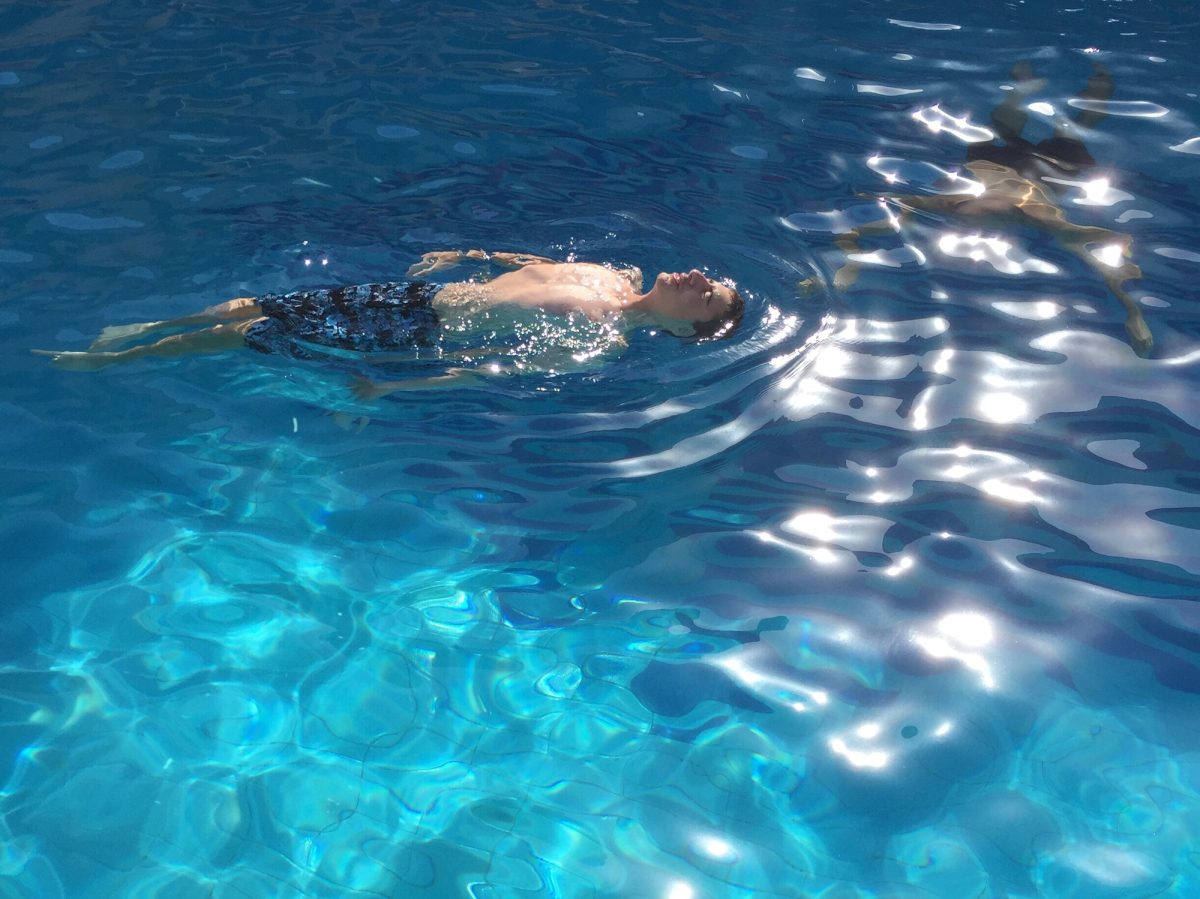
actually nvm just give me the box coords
[648,269,737,323]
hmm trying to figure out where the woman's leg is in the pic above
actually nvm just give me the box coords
[1067,63,1114,132]
[1033,64,1113,171]
[1049,223,1151,355]
[89,297,261,350]
[827,194,973,289]
[37,320,257,370]
[990,61,1043,143]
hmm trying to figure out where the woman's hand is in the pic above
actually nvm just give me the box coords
[407,249,490,277]
[489,252,557,268]
[352,367,489,400]
[407,251,463,277]
[352,376,402,401]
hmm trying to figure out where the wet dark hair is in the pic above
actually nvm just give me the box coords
[691,287,745,340]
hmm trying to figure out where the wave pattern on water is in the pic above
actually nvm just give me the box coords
[2,1,1200,897]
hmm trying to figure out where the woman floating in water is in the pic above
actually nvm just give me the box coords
[823,63,1153,355]
[35,250,744,395]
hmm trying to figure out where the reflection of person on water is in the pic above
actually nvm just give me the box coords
[829,63,1153,355]
[34,250,744,395]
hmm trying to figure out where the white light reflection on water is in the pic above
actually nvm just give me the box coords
[1066,98,1169,118]
[884,555,914,577]
[1041,175,1134,207]
[782,509,889,547]
[866,154,985,195]
[936,232,1059,275]
[828,733,890,770]
[845,245,927,270]
[912,612,999,689]
[772,319,1200,432]
[1154,246,1200,265]
[911,105,993,142]
[604,313,833,477]
[1060,843,1169,888]
[823,442,1200,571]
[768,509,893,570]
[713,646,831,712]
[991,299,1065,320]
[1090,243,1126,269]
[665,881,696,899]
[977,391,1029,424]
[1085,439,1147,470]
[856,83,923,96]
[888,18,961,31]
[691,833,739,863]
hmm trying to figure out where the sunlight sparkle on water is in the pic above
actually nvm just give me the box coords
[1043,175,1135,207]
[938,611,994,648]
[1092,243,1126,268]
[809,546,839,565]
[784,511,838,542]
[913,611,998,689]
[829,736,890,770]
[911,105,993,142]
[811,343,853,379]
[793,67,826,82]
[981,478,1039,504]
[1084,177,1110,204]
[752,527,846,567]
[694,834,739,862]
[937,232,1058,275]
[715,651,831,712]
[666,881,696,899]
[1063,843,1164,887]
[992,299,1063,320]
[856,722,882,739]
[978,392,1028,424]
[930,347,954,374]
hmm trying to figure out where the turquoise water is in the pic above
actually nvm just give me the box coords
[3,1,1200,896]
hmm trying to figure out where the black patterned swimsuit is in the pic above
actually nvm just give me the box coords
[966,135,1096,182]
[244,281,440,358]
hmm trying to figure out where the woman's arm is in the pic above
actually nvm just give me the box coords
[487,251,558,269]
[406,249,558,277]
[352,364,511,399]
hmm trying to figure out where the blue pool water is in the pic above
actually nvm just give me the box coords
[3,1,1200,896]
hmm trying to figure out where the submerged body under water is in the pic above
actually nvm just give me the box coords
[2,0,1199,897]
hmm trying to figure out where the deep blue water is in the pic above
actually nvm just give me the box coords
[3,1,1200,896]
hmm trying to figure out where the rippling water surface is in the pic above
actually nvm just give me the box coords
[3,1,1200,896]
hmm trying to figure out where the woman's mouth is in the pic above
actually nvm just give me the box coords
[664,271,709,290]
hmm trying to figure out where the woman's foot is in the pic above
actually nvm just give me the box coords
[992,61,1043,143]
[1072,63,1114,129]
[31,349,118,370]
[88,321,164,351]
[1126,311,1153,357]
[1009,61,1048,94]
